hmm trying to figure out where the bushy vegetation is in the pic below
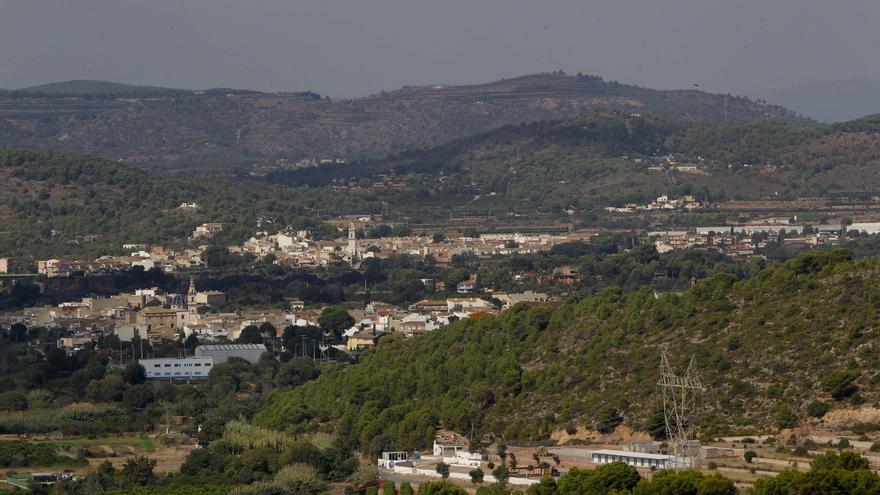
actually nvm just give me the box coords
[0,148,376,258]
[255,250,879,450]
[0,440,87,468]
[0,404,126,435]
[754,452,880,494]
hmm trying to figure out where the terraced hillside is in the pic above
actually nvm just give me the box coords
[0,73,798,175]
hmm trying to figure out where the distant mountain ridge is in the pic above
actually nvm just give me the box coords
[16,79,184,96]
[0,72,801,175]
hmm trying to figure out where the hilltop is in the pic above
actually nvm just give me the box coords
[255,250,879,452]
[0,73,799,175]
[10,79,186,97]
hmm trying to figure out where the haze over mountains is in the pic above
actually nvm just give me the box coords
[754,77,880,122]
[0,73,798,175]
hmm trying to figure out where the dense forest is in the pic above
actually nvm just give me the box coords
[256,250,879,452]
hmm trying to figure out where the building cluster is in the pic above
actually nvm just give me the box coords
[37,246,207,277]
[649,219,873,257]
[343,290,548,351]
[191,222,223,239]
[605,195,705,213]
[2,279,228,350]
[2,267,550,359]
[236,224,593,267]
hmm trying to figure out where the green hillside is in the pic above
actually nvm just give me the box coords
[0,73,799,175]
[5,110,880,256]
[0,149,376,258]
[272,112,880,215]
[255,250,877,452]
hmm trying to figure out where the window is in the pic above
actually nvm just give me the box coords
[164,364,171,367]
[153,364,160,368]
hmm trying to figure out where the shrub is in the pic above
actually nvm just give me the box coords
[744,450,758,463]
[806,401,831,418]
[820,370,860,400]
[417,481,466,495]
[594,405,623,434]
[811,451,869,471]
[0,392,28,411]
[469,468,484,484]
[435,462,450,479]
[776,407,799,429]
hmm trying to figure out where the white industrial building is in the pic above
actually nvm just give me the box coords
[195,343,267,364]
[139,356,213,380]
[590,449,676,470]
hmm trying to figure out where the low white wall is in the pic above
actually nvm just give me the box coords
[397,467,538,486]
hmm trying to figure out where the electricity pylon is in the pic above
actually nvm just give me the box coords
[657,352,704,468]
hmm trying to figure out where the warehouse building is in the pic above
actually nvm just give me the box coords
[590,449,676,470]
[139,356,213,380]
[195,343,267,364]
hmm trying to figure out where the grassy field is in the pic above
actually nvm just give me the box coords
[0,434,193,476]
[28,436,156,451]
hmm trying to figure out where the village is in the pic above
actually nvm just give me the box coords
[10,211,878,281]
[0,268,552,364]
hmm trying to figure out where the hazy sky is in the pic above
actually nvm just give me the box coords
[2,0,879,98]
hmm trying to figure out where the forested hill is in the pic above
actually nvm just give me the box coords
[0,73,798,175]
[272,112,880,211]
[256,250,879,453]
[0,149,376,258]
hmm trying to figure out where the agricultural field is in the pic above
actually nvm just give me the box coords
[0,434,195,476]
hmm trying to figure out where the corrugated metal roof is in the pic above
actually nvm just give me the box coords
[196,344,267,351]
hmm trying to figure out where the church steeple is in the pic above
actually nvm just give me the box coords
[186,277,197,309]
[347,222,358,260]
